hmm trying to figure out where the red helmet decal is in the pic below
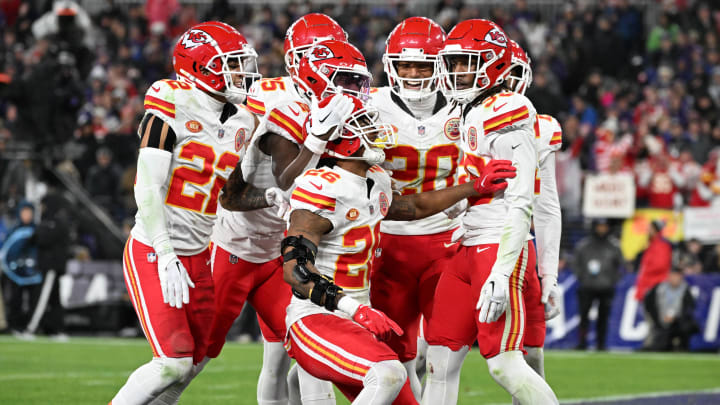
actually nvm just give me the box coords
[180,29,213,49]
[309,45,334,61]
[484,28,507,48]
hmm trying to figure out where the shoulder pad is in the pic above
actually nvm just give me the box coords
[537,114,562,151]
[247,77,296,116]
[264,102,310,145]
[144,79,190,121]
[290,168,342,212]
[368,86,391,106]
[481,91,535,136]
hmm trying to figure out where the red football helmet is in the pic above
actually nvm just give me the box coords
[383,17,446,100]
[173,21,261,103]
[284,13,348,76]
[507,40,532,95]
[322,95,396,165]
[438,19,512,104]
[294,40,372,102]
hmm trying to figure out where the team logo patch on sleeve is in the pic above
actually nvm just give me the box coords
[468,127,478,151]
[444,118,461,141]
[186,120,203,133]
[379,192,389,216]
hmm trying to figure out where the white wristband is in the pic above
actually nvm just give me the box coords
[303,134,327,155]
[337,296,361,317]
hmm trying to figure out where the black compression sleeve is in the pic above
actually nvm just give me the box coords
[139,113,177,152]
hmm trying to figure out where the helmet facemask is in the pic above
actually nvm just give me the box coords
[439,48,503,104]
[507,58,532,95]
[327,105,396,165]
[323,68,372,102]
[383,50,440,100]
[204,45,261,104]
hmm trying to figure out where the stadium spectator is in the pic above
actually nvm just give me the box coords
[572,219,624,350]
[0,201,41,335]
[642,268,699,351]
[84,147,122,220]
[635,220,673,301]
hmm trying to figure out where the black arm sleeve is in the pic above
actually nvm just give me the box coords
[138,113,177,152]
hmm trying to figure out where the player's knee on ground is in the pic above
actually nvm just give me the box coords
[157,357,194,385]
[364,360,407,392]
[487,351,558,405]
[523,346,545,379]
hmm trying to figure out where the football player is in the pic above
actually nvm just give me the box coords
[206,15,349,405]
[506,40,563,405]
[164,16,350,405]
[422,20,559,405]
[281,93,516,405]
[109,22,280,405]
[367,16,461,399]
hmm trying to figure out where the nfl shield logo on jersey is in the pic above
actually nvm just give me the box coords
[147,253,157,263]
[418,125,426,136]
[218,128,225,139]
[229,254,239,264]
[468,127,478,151]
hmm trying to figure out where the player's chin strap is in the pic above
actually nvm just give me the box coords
[281,235,342,311]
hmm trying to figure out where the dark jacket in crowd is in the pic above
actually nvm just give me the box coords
[572,233,624,290]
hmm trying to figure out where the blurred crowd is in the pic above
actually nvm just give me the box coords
[0,1,719,342]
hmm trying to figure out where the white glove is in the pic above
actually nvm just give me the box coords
[265,187,290,220]
[157,253,195,309]
[476,272,509,323]
[541,275,561,320]
[309,94,355,141]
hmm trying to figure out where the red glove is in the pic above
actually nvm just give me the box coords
[353,305,403,341]
[473,159,517,195]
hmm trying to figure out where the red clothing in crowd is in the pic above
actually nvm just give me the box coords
[634,234,673,300]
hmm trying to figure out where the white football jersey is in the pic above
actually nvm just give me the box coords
[212,77,310,263]
[246,76,302,116]
[285,165,393,328]
[131,79,254,255]
[369,87,463,235]
[459,91,537,276]
[533,114,562,279]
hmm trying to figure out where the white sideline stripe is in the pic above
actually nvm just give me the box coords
[0,365,260,381]
[473,388,720,405]
[544,350,720,362]
[0,336,265,348]
[558,387,720,404]
[289,326,364,382]
[125,239,165,357]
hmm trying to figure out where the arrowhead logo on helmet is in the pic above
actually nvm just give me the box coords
[180,29,213,49]
[309,45,334,61]
[484,28,508,48]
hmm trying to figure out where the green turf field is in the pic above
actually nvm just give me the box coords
[1,336,719,404]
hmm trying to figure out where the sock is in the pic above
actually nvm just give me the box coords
[353,360,407,405]
[111,357,193,405]
[487,351,558,405]
[257,340,291,405]
[415,336,428,383]
[287,363,301,405]
[421,345,469,405]
[298,364,336,404]
[150,357,210,405]
[403,359,422,401]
